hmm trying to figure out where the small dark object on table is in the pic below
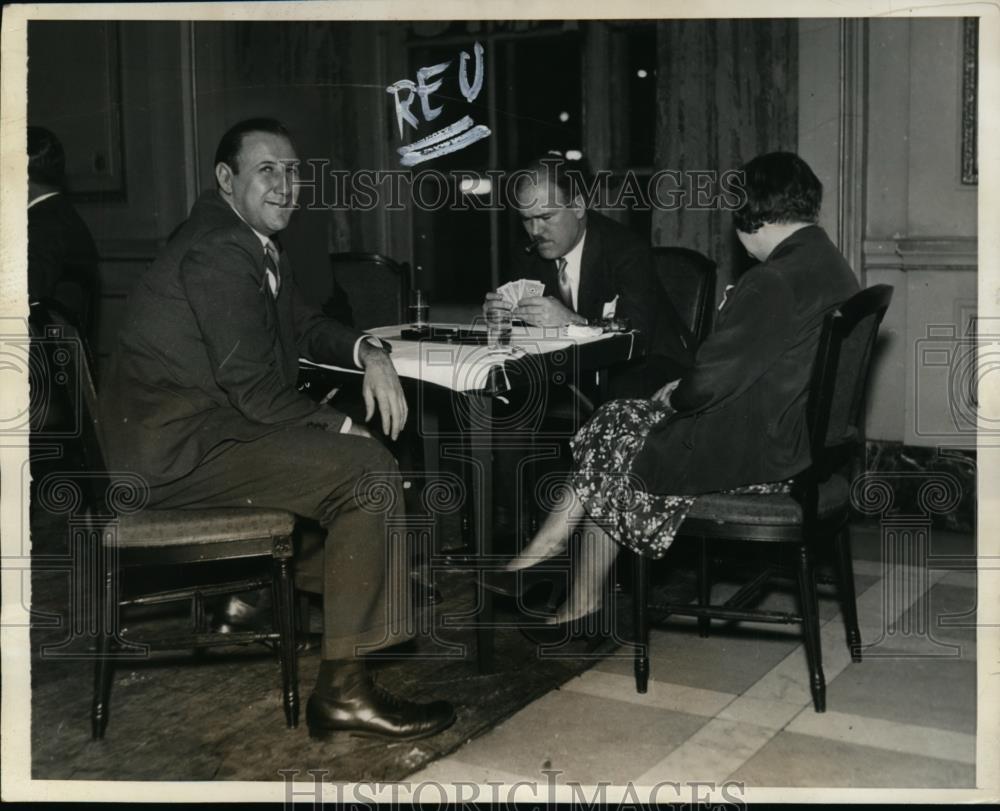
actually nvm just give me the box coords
[399,322,527,344]
[595,316,631,333]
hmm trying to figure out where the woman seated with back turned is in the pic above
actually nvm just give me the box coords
[507,151,861,622]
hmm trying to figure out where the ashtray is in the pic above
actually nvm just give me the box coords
[598,317,631,333]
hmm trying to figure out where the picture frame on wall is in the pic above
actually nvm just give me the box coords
[27,19,126,201]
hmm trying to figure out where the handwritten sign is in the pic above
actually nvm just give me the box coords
[386,42,491,167]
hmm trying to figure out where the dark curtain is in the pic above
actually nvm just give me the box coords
[653,20,798,289]
[206,22,383,301]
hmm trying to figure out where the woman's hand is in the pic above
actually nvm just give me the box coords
[651,379,680,407]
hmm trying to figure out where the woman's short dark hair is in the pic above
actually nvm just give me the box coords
[732,151,822,234]
[27,126,66,188]
[214,117,292,175]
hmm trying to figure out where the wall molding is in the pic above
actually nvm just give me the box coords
[960,17,978,185]
[863,236,978,271]
[837,19,868,280]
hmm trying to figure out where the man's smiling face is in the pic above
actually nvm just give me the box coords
[216,131,299,236]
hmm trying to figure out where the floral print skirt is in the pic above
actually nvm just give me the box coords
[570,399,790,559]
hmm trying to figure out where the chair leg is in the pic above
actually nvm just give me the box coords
[697,538,711,638]
[272,554,299,729]
[460,431,476,550]
[528,451,540,535]
[834,526,862,663]
[633,553,650,694]
[91,555,115,740]
[795,544,826,713]
[421,412,447,554]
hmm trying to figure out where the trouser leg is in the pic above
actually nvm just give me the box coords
[147,427,412,659]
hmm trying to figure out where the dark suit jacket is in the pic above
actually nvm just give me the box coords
[630,225,860,495]
[28,193,100,337]
[510,211,695,396]
[102,191,364,487]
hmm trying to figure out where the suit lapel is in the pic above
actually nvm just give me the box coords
[576,223,602,319]
[271,250,298,381]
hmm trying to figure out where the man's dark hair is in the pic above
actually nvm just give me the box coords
[732,151,822,234]
[214,117,292,176]
[27,126,66,188]
[513,150,595,208]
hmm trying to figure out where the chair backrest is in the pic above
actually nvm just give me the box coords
[651,247,718,346]
[806,284,893,479]
[32,302,106,472]
[325,253,410,330]
[30,301,111,510]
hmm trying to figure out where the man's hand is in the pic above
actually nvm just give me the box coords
[358,341,408,440]
[346,422,374,439]
[482,291,512,317]
[514,296,585,328]
[651,379,681,407]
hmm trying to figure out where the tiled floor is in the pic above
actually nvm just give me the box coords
[410,523,979,791]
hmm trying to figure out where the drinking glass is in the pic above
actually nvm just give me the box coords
[409,289,429,328]
[486,306,513,351]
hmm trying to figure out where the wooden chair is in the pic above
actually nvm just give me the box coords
[300,252,411,403]
[631,284,893,712]
[651,246,718,346]
[324,252,411,330]
[31,305,303,739]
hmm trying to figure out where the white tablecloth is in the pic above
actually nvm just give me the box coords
[300,323,632,393]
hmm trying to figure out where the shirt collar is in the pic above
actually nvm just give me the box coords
[28,191,60,209]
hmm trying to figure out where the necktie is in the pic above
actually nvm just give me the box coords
[264,240,281,297]
[556,257,573,309]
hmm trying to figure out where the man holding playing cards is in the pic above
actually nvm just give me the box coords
[483,153,695,398]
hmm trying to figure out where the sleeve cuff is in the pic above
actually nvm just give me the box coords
[339,416,353,434]
[353,335,385,368]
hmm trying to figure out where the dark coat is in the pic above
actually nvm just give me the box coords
[510,210,695,395]
[28,193,100,336]
[101,191,363,487]
[629,225,860,495]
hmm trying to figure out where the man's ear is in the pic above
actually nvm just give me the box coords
[215,162,234,195]
[572,194,587,220]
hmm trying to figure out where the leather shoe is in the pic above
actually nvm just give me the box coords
[212,592,322,652]
[479,569,558,600]
[213,593,270,634]
[519,609,604,646]
[306,679,456,741]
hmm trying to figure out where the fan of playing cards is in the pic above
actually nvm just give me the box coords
[496,279,546,308]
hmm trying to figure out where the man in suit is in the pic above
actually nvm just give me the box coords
[484,154,695,398]
[101,118,455,741]
[27,127,100,438]
[27,126,100,341]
